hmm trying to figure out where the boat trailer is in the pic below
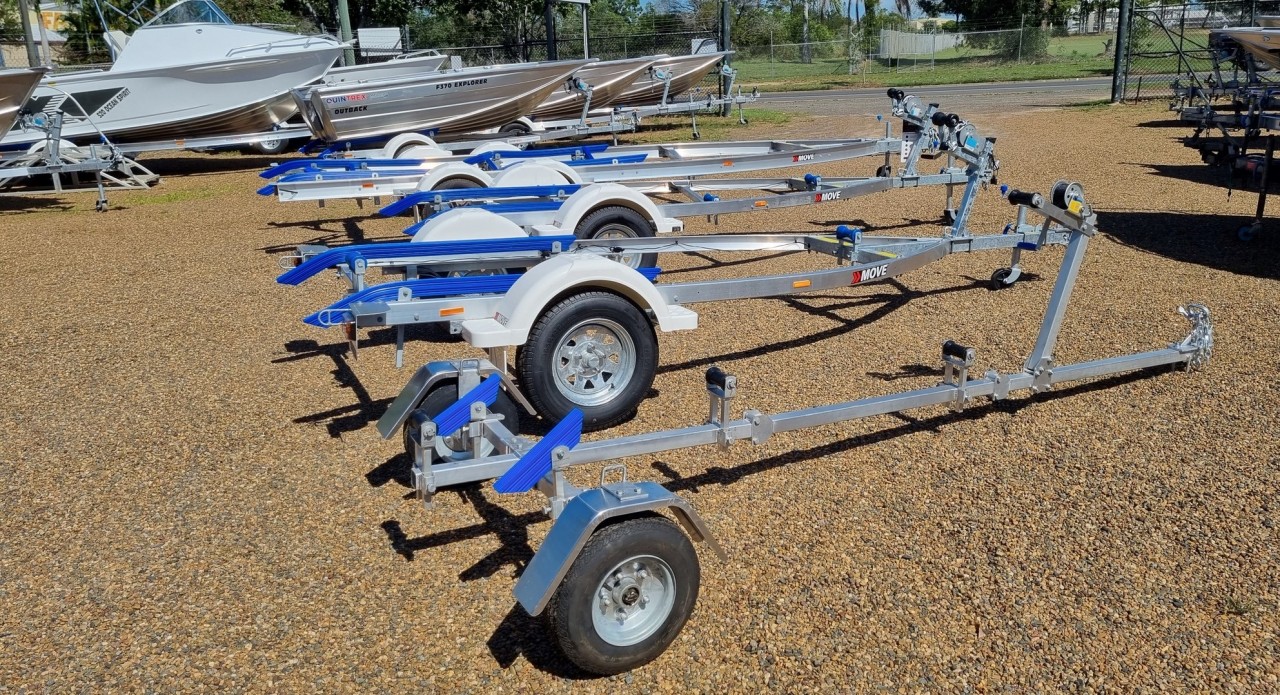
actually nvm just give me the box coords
[0,112,159,209]
[370,182,1212,675]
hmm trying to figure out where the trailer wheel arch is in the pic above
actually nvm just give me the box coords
[415,163,494,192]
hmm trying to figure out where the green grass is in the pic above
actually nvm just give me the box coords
[732,33,1117,92]
[626,107,793,143]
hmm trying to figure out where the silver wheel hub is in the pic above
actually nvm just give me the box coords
[592,556,675,646]
[593,223,644,269]
[554,318,635,407]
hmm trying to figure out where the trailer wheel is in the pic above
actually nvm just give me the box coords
[403,381,521,461]
[433,177,484,191]
[575,206,658,270]
[989,267,1014,291]
[250,136,293,155]
[518,292,657,431]
[499,122,532,137]
[546,515,699,675]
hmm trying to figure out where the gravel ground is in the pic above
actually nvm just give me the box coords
[1,102,1277,692]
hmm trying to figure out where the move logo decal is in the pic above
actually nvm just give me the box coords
[792,153,814,162]
[851,264,889,284]
[814,191,840,202]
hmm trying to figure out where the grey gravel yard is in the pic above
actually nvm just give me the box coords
[0,101,1277,692]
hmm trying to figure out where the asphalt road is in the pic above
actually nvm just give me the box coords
[754,77,1114,115]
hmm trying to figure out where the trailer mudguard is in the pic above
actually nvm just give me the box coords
[513,482,724,616]
[460,254,698,348]
[381,133,451,160]
[410,207,529,242]
[502,159,582,185]
[490,161,582,188]
[415,163,495,191]
[549,183,672,234]
[469,141,524,157]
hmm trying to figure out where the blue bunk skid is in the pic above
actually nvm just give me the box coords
[278,234,580,286]
[379,184,587,216]
[430,374,503,435]
[493,409,584,493]
[303,266,662,327]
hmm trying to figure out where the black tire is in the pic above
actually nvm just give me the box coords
[402,381,521,461]
[433,177,484,191]
[875,164,892,178]
[942,208,956,226]
[989,267,1013,291]
[575,205,658,270]
[499,122,532,136]
[517,291,657,431]
[546,515,700,675]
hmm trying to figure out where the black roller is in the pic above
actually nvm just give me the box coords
[946,113,962,129]
[887,88,905,101]
[931,111,950,127]
[1007,190,1043,208]
[705,366,728,389]
[942,340,975,362]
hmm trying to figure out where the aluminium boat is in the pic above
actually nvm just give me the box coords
[3,0,343,146]
[0,67,47,136]
[530,55,658,121]
[294,59,592,141]
[612,51,731,107]
[1213,26,1280,71]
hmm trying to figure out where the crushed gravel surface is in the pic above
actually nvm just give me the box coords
[1,102,1277,691]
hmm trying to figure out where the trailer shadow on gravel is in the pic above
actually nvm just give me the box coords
[1096,209,1280,280]
[133,153,296,176]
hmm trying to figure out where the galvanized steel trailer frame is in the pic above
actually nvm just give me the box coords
[369,183,1214,676]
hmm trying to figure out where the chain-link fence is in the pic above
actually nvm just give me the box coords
[731,23,1115,86]
[1121,0,1280,101]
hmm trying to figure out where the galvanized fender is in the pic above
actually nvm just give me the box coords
[415,163,494,191]
[547,182,681,235]
[381,133,451,160]
[513,482,726,616]
[410,207,528,242]
[460,254,698,348]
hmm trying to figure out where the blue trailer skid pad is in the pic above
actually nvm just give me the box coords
[379,184,586,217]
[304,266,663,327]
[430,374,503,435]
[278,235,579,286]
[493,409,584,493]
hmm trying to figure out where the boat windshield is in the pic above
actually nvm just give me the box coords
[144,0,234,27]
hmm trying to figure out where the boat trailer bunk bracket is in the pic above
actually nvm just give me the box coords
[373,181,1212,675]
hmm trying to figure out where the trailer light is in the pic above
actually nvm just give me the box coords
[362,183,375,188]
[722,160,734,167]
[753,200,768,208]
[439,307,464,317]
[792,279,811,288]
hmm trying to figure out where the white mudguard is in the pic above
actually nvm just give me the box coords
[460,254,699,348]
[415,163,494,191]
[411,208,529,242]
[382,133,449,160]
[470,141,524,156]
[550,183,671,234]
[491,161,582,188]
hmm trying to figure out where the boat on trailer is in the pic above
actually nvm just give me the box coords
[2,0,343,147]
[612,51,731,107]
[530,55,658,121]
[292,59,593,141]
